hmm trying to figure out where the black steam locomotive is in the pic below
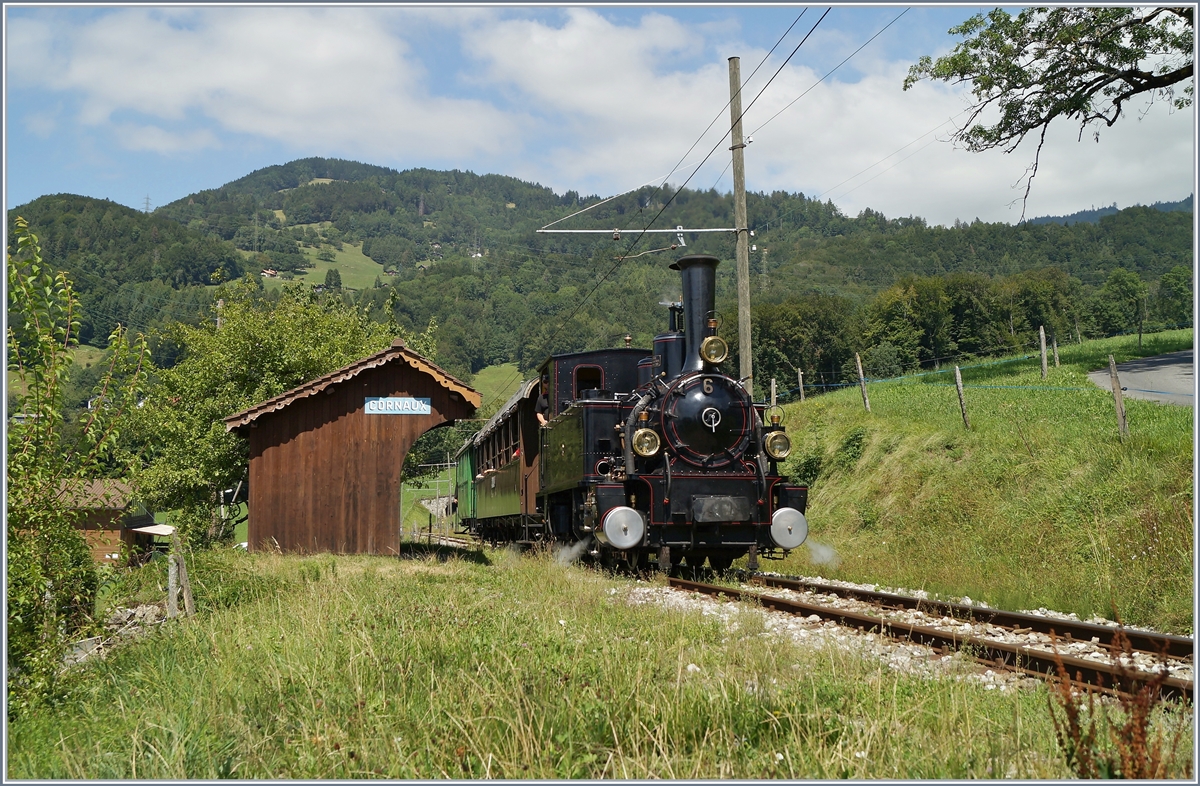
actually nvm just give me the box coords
[453,254,808,571]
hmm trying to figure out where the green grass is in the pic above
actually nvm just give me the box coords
[15,549,1191,779]
[771,329,1193,632]
[400,467,456,538]
[8,343,110,398]
[471,362,525,415]
[250,239,387,292]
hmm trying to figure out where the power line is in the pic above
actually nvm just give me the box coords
[540,10,810,234]
[478,11,828,411]
[749,8,910,138]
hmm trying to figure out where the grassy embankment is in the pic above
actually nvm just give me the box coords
[771,329,1193,632]
[11,547,1192,779]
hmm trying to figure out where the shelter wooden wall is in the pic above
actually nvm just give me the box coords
[246,362,473,555]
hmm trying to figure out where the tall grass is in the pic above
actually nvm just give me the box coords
[15,549,1189,779]
[775,330,1193,631]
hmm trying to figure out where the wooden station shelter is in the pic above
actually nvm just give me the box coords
[224,339,480,555]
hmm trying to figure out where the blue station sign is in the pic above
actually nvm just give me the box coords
[364,397,432,415]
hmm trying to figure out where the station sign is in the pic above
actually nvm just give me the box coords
[364,397,432,415]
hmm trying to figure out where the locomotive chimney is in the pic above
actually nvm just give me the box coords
[670,254,719,373]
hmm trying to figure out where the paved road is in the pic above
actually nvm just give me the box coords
[1087,349,1194,407]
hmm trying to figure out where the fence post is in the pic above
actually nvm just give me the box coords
[1108,354,1128,438]
[855,352,871,413]
[954,366,970,430]
[179,551,195,617]
[1052,337,1060,367]
[167,553,179,619]
[1039,325,1048,380]
[797,367,805,402]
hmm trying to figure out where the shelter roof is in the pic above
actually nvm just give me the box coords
[224,339,480,432]
[58,479,138,510]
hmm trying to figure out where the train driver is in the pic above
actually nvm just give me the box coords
[535,375,550,426]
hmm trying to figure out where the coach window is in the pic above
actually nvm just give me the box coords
[574,365,604,398]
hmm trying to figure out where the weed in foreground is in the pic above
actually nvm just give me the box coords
[1047,628,1192,778]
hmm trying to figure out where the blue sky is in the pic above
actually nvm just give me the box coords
[5,5,1194,226]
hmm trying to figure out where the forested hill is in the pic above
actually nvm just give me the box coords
[1028,195,1193,226]
[6,156,1194,378]
[7,194,238,347]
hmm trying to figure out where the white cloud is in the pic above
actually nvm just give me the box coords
[8,8,526,160]
[112,123,219,154]
[6,7,1193,224]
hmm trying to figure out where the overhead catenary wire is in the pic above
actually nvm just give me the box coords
[539,8,809,234]
[749,7,910,139]
[481,10,828,412]
[532,9,833,349]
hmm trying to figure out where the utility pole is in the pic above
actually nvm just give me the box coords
[143,195,151,214]
[728,56,753,399]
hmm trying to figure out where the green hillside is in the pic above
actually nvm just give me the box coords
[8,157,1193,382]
[771,329,1194,633]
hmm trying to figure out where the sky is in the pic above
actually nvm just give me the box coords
[4,4,1196,227]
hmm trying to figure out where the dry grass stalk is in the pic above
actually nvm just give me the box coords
[1047,627,1191,778]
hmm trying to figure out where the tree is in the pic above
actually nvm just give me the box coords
[1154,265,1193,326]
[905,8,1193,213]
[133,278,437,545]
[7,217,148,714]
[324,267,342,290]
[1090,268,1149,337]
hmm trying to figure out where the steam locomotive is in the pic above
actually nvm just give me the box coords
[453,253,808,571]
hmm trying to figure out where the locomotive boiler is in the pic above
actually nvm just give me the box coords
[454,253,808,571]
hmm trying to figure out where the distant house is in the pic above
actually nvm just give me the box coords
[60,480,156,564]
[261,269,278,278]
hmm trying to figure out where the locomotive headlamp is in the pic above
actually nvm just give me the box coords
[763,430,792,460]
[632,428,661,457]
[699,335,729,364]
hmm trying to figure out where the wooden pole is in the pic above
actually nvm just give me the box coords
[797,367,805,402]
[855,352,871,413]
[167,553,179,619]
[179,551,195,617]
[770,378,777,408]
[954,365,970,430]
[1052,337,1060,367]
[1108,354,1128,437]
[728,56,753,399]
[1039,325,1048,380]
[169,530,194,617]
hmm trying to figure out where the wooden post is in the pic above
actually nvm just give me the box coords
[728,56,753,399]
[169,530,194,617]
[855,352,871,413]
[1039,325,1048,380]
[770,378,777,408]
[1052,337,1060,367]
[1075,318,1082,345]
[167,553,179,619]
[954,366,970,430]
[797,367,805,402]
[1108,354,1128,437]
[179,553,195,617]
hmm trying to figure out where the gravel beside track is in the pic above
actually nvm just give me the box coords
[620,573,1193,698]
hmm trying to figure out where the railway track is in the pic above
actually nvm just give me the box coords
[668,576,1193,701]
